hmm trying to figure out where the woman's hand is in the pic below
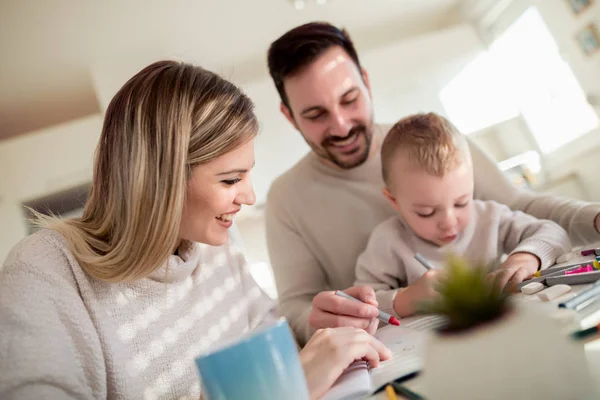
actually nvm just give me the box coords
[299,327,392,400]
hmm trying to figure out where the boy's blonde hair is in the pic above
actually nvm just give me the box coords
[381,112,469,186]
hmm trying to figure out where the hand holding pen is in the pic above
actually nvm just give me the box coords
[310,286,383,335]
[390,254,443,318]
[335,290,401,326]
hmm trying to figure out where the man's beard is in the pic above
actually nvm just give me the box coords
[310,123,374,169]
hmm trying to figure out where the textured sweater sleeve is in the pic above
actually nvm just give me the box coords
[469,138,600,246]
[354,221,406,318]
[265,188,320,346]
[0,237,105,400]
[492,201,572,269]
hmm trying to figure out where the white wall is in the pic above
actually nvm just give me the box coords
[365,24,485,123]
[0,115,103,261]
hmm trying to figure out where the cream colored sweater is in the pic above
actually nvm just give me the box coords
[266,123,600,345]
[0,230,277,399]
[355,200,571,317]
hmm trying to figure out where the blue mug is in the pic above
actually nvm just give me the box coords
[195,319,309,400]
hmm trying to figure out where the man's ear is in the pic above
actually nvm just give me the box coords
[383,187,400,212]
[361,68,372,95]
[280,102,298,130]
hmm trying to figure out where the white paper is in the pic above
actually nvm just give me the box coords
[321,315,446,400]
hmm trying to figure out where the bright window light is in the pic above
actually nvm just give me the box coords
[440,52,519,134]
[249,262,277,299]
[440,7,598,153]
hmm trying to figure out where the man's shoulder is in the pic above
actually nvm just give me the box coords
[471,199,515,223]
[267,152,315,201]
[473,199,512,211]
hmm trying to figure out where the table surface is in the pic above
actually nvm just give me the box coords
[370,282,600,399]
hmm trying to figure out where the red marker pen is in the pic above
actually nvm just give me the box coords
[334,290,401,326]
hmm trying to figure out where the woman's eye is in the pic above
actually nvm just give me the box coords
[221,178,241,186]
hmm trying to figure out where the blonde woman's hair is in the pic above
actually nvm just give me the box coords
[38,60,258,282]
[381,112,470,186]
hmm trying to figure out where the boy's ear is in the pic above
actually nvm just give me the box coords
[383,187,400,212]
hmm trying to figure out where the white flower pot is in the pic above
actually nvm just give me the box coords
[421,303,596,400]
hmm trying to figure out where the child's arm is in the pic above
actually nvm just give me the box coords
[354,226,406,319]
[490,201,571,288]
[355,220,442,318]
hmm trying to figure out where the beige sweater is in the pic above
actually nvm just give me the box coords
[0,230,277,399]
[266,123,600,345]
[355,200,571,317]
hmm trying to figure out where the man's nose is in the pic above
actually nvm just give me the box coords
[329,109,353,137]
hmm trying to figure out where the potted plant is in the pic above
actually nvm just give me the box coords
[419,255,596,400]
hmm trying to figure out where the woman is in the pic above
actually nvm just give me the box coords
[0,61,390,399]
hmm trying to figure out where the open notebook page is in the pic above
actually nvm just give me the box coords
[322,315,446,400]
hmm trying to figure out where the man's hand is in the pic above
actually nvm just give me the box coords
[487,252,540,290]
[308,286,380,335]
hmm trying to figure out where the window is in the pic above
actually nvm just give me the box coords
[440,7,598,153]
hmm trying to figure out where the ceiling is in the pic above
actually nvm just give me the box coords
[0,0,463,141]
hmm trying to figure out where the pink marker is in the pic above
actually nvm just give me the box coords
[565,265,594,275]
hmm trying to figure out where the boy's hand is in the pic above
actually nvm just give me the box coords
[487,252,540,290]
[393,270,443,317]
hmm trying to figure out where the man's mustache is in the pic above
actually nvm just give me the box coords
[323,125,366,146]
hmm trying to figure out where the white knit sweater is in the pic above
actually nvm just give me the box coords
[0,229,278,399]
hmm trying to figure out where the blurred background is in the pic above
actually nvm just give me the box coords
[1,0,599,298]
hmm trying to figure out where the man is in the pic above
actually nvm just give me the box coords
[265,21,600,345]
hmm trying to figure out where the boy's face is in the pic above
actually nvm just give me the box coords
[384,157,474,247]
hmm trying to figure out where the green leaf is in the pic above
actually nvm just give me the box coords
[418,253,509,332]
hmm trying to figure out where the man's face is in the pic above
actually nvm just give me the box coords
[281,46,375,169]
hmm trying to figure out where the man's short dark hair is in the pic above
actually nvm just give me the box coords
[267,22,362,110]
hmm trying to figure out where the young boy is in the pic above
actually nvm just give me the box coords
[355,113,571,318]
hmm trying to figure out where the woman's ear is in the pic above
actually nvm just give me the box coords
[383,187,400,212]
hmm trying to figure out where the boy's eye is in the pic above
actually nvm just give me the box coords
[416,211,435,218]
[455,202,469,208]
[221,178,241,186]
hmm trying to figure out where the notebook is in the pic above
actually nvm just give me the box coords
[321,315,446,400]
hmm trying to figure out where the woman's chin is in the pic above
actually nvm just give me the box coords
[205,228,230,247]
